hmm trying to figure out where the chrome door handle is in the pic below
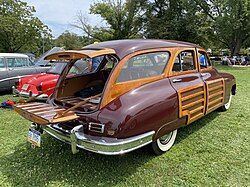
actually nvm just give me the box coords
[172,79,182,83]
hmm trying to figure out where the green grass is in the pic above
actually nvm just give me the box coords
[0,65,249,187]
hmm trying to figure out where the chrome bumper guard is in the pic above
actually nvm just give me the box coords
[12,86,48,100]
[43,124,155,155]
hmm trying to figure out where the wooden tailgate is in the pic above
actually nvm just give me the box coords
[13,102,79,125]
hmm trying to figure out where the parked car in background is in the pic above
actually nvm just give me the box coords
[14,60,88,99]
[14,39,236,156]
[0,53,50,91]
[35,47,64,67]
[209,55,222,61]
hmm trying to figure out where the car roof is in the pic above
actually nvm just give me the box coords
[83,39,201,59]
[0,53,29,58]
[36,47,65,66]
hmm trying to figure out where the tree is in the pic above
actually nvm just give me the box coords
[194,0,250,56]
[143,0,212,48]
[72,0,145,41]
[54,31,87,49]
[0,0,51,53]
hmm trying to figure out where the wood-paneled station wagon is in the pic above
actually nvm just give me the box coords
[14,40,236,155]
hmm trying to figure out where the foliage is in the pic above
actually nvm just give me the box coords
[0,0,52,54]
[0,65,249,186]
[54,31,88,50]
[72,0,145,41]
[143,0,220,49]
[75,0,250,54]
[194,0,250,56]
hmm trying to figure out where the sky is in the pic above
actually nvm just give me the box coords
[22,0,102,38]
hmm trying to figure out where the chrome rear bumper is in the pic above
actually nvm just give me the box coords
[43,124,155,155]
[12,86,48,100]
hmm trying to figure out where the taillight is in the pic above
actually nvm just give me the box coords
[88,122,105,134]
[15,80,20,87]
[37,84,42,91]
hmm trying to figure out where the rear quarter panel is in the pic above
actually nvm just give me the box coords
[97,78,180,139]
[219,72,236,103]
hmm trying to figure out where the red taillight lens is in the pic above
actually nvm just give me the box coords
[15,81,20,87]
[37,84,42,91]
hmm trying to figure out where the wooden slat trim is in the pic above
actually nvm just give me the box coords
[190,105,204,115]
[181,91,204,101]
[27,107,60,112]
[178,84,205,122]
[15,103,42,107]
[182,98,204,110]
[49,115,79,123]
[13,102,79,125]
[34,109,65,115]
[208,84,223,92]
[208,91,224,99]
[207,102,223,113]
[179,84,204,94]
[208,97,223,107]
[20,104,48,110]
[54,93,102,118]
[189,112,204,124]
[205,78,225,114]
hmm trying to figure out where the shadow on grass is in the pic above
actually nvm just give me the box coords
[175,111,219,144]
[0,90,12,96]
[0,134,154,186]
[0,111,220,186]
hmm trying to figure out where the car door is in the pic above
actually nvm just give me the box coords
[7,57,37,88]
[0,57,10,91]
[169,49,206,124]
[197,49,224,114]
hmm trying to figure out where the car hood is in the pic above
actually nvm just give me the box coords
[26,73,59,86]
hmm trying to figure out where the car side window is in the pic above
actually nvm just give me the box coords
[172,51,196,72]
[0,58,5,68]
[6,58,28,67]
[28,59,35,66]
[198,51,211,68]
[67,59,88,76]
[116,52,170,83]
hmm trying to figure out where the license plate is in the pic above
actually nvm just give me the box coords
[27,128,41,147]
[22,84,29,91]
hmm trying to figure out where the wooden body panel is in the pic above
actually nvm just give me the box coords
[205,78,225,114]
[44,48,116,61]
[13,102,79,125]
[178,84,206,124]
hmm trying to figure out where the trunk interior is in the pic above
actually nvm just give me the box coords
[53,68,112,113]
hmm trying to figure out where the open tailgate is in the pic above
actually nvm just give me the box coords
[44,48,116,61]
[13,102,79,125]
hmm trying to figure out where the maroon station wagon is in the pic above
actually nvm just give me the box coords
[14,40,236,155]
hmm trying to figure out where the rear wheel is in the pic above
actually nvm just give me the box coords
[220,92,232,111]
[151,129,177,155]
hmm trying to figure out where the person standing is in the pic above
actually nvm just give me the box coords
[88,56,104,72]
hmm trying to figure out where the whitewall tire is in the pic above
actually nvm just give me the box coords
[220,92,232,111]
[152,129,177,155]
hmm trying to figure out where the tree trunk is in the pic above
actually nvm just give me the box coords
[230,39,242,57]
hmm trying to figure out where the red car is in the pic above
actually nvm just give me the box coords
[14,61,87,99]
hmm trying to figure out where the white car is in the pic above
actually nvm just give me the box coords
[0,53,49,91]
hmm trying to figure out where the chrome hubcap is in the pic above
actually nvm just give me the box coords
[159,132,173,145]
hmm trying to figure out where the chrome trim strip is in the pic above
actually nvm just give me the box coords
[13,88,48,100]
[43,125,155,155]
[0,75,31,83]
